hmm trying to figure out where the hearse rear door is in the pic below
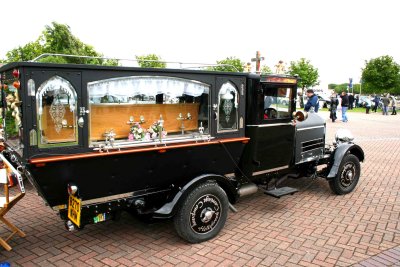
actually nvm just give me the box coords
[212,77,246,138]
[28,70,85,153]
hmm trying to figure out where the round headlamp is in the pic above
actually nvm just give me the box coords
[335,129,354,143]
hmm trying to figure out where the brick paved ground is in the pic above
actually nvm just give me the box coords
[1,110,400,266]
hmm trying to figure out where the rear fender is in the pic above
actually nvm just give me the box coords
[153,174,238,219]
[327,143,364,178]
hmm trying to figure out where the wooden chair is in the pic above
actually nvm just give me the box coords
[0,154,25,251]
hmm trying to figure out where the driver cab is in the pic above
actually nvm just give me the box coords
[241,75,298,177]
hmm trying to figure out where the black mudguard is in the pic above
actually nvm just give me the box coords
[327,143,365,179]
[153,174,238,219]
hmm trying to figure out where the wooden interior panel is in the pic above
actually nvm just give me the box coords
[89,103,200,141]
[41,106,76,143]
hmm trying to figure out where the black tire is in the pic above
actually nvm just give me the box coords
[174,182,229,243]
[329,154,360,195]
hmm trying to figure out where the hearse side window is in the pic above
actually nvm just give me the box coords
[217,82,238,132]
[87,76,210,145]
[263,86,292,120]
[36,76,78,147]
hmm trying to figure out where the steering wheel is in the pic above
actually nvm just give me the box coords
[264,108,277,119]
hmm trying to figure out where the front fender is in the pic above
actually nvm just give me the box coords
[327,143,364,178]
[153,174,238,218]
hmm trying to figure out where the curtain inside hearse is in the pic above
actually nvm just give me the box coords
[87,76,210,143]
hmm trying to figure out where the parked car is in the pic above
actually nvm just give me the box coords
[302,94,331,109]
[317,95,331,108]
[358,96,382,109]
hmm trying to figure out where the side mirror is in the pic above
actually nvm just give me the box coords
[292,110,308,122]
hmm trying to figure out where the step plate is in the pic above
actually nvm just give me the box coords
[264,187,298,198]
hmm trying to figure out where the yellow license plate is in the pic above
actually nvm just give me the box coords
[68,194,81,227]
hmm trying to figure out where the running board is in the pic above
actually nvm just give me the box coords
[264,187,298,198]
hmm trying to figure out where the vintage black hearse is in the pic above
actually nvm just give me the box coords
[0,60,364,243]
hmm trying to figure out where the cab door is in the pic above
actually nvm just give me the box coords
[27,70,85,153]
[243,84,296,176]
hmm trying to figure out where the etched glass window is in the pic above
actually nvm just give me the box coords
[217,82,238,132]
[87,76,210,145]
[36,76,78,147]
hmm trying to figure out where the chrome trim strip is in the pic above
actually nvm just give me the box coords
[224,173,235,178]
[252,165,289,176]
[81,192,135,206]
[297,126,325,131]
[246,123,292,128]
[52,189,171,210]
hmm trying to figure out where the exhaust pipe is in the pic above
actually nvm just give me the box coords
[238,183,258,197]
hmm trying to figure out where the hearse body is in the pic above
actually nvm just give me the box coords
[0,62,364,243]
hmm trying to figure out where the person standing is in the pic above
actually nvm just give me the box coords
[355,94,359,108]
[304,89,319,112]
[390,95,397,115]
[372,94,380,112]
[329,93,339,122]
[348,93,355,110]
[381,94,390,115]
[340,91,349,122]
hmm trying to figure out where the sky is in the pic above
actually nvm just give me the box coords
[1,0,399,87]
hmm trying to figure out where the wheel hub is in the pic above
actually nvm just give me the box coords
[201,208,215,223]
[341,163,356,187]
[190,194,221,234]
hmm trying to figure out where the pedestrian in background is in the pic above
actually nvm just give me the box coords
[304,89,319,112]
[329,93,339,122]
[381,94,390,115]
[390,95,397,115]
[348,93,355,110]
[363,98,372,114]
[372,94,380,112]
[340,91,349,122]
[355,94,359,108]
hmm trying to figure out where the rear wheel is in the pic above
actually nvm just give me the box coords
[329,154,360,195]
[174,182,228,243]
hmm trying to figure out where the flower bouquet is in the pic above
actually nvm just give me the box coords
[129,123,146,140]
[147,121,167,140]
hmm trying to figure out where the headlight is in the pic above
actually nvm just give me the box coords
[335,129,354,143]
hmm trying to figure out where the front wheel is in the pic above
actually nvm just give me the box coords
[174,182,229,243]
[329,154,360,195]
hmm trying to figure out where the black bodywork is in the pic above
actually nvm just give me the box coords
[0,62,364,229]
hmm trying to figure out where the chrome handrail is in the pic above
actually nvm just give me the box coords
[29,53,239,72]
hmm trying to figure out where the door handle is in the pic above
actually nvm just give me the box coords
[79,107,90,116]
[78,117,84,128]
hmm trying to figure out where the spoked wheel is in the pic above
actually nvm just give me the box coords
[329,154,360,195]
[174,182,228,243]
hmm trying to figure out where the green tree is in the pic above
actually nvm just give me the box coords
[361,55,400,94]
[2,22,117,66]
[4,41,44,62]
[135,54,166,68]
[209,57,244,72]
[330,83,348,93]
[261,65,272,74]
[287,58,319,91]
